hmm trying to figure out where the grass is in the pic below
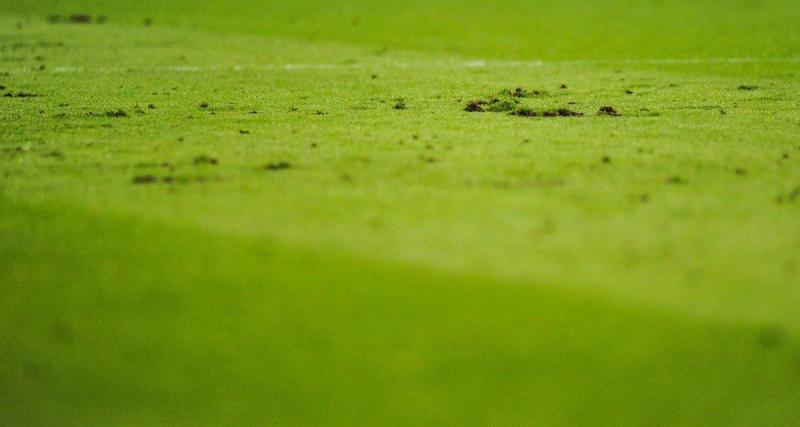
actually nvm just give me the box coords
[1,1,800,425]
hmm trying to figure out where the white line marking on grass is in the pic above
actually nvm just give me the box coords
[4,57,799,74]
[555,57,800,66]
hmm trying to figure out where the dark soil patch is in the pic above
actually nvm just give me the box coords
[3,92,40,98]
[239,130,250,135]
[47,14,99,24]
[132,175,157,184]
[193,155,218,166]
[464,100,485,112]
[510,107,536,117]
[393,98,407,110]
[512,107,583,117]
[465,88,595,118]
[69,14,92,23]
[105,109,127,117]
[265,162,292,171]
[465,97,521,113]
[198,102,209,109]
[597,106,619,116]
[544,108,583,117]
[737,85,758,91]
[132,175,210,185]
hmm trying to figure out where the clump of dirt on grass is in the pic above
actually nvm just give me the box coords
[265,162,292,171]
[464,87,548,112]
[464,100,486,112]
[464,97,520,113]
[597,106,619,116]
[47,14,105,24]
[737,85,758,91]
[132,175,157,184]
[3,92,40,98]
[393,98,407,110]
[544,108,582,117]
[132,175,212,185]
[105,110,127,117]
[193,155,218,166]
[465,87,589,117]
[511,107,583,117]
[499,87,547,98]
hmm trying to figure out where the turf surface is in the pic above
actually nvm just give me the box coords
[1,1,800,425]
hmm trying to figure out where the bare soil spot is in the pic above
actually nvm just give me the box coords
[597,106,619,116]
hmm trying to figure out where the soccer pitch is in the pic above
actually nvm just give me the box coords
[1,1,799,425]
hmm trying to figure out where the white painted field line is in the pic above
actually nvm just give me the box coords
[4,56,799,74]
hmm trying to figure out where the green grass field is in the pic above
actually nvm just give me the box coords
[1,1,800,425]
